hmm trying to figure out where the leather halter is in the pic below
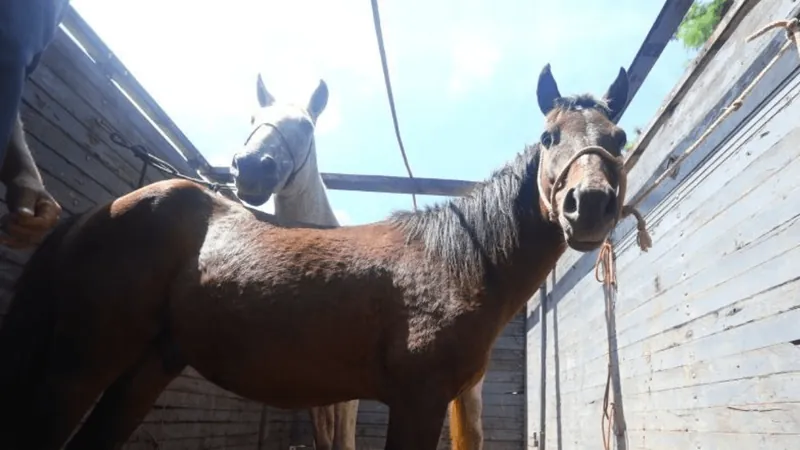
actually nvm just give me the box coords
[536,145,626,224]
[242,121,314,188]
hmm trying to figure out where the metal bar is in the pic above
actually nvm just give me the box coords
[624,0,756,169]
[204,166,480,197]
[538,285,548,450]
[616,0,695,122]
[321,172,477,196]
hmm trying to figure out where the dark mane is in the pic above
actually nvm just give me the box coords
[389,144,543,282]
[389,94,608,283]
[552,94,610,114]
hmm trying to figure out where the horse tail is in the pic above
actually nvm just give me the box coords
[0,213,82,401]
[449,395,480,450]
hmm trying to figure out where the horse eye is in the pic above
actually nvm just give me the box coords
[616,129,628,149]
[540,130,558,148]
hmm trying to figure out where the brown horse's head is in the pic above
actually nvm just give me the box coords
[535,64,629,252]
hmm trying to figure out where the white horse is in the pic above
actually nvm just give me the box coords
[231,74,487,450]
[231,74,358,450]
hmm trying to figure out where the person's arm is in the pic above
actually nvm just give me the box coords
[0,113,61,249]
[1,113,42,190]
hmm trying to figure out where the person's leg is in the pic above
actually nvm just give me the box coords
[0,0,68,162]
[0,54,27,166]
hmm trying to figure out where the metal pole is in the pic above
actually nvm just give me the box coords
[538,284,548,449]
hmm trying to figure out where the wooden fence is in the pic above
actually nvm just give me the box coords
[0,10,269,450]
[526,0,800,448]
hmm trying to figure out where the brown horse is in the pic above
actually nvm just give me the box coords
[0,63,629,450]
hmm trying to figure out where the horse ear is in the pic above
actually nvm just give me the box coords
[537,64,561,116]
[307,79,329,122]
[256,73,276,108]
[603,67,629,122]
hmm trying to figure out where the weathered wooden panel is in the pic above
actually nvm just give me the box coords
[539,0,800,331]
[59,7,212,175]
[0,12,271,450]
[526,1,800,448]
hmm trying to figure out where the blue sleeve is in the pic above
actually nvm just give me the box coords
[0,0,70,162]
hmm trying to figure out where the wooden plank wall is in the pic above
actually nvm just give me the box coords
[0,23,275,450]
[525,0,800,448]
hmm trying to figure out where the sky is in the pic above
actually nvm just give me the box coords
[69,0,694,226]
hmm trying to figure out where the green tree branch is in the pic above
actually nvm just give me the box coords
[673,0,731,51]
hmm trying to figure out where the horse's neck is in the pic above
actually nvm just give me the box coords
[448,163,566,325]
[274,160,338,227]
[488,220,566,324]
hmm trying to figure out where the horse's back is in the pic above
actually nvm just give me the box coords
[78,178,224,284]
[108,178,221,223]
[23,179,225,352]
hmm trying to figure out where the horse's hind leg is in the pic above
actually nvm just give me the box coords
[65,340,185,450]
[5,337,129,450]
[2,369,100,450]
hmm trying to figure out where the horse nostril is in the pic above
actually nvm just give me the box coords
[563,188,578,216]
[604,192,617,218]
[261,156,278,175]
[562,186,617,228]
[231,155,260,187]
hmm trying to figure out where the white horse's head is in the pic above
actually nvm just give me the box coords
[231,74,328,206]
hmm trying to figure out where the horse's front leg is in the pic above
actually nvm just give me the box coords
[333,399,359,450]
[309,405,336,450]
[449,375,485,450]
[385,395,448,450]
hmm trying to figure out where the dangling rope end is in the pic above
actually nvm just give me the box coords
[636,227,652,252]
[622,206,652,252]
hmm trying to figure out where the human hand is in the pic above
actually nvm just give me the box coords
[1,177,62,249]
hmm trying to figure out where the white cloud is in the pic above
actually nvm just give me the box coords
[207,145,240,168]
[314,93,342,135]
[333,209,353,225]
[447,31,502,96]
[255,197,275,214]
[69,0,379,139]
[246,0,385,97]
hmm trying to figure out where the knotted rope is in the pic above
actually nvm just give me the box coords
[597,241,620,450]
